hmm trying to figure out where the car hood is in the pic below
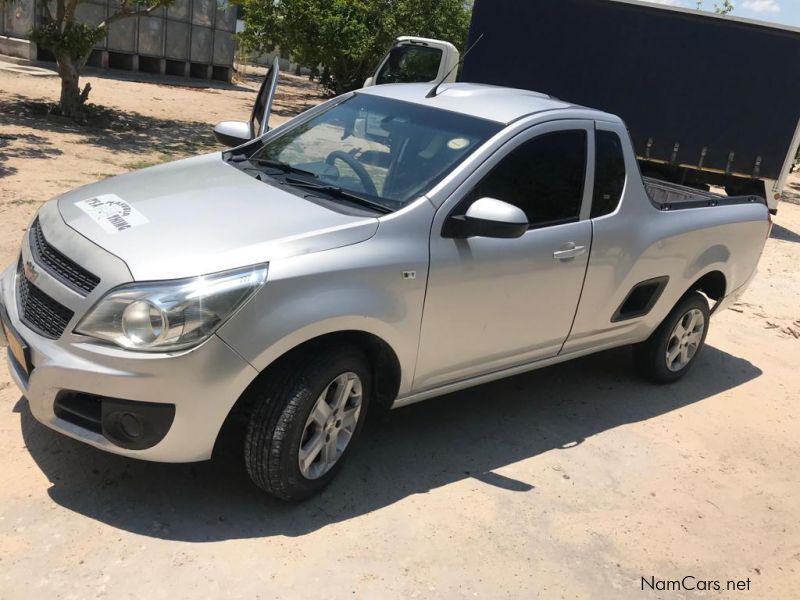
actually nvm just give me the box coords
[57,153,379,280]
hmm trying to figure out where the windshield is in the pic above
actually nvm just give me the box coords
[248,94,502,211]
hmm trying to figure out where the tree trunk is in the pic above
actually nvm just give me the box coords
[56,54,84,118]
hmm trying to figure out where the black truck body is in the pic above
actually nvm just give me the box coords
[460,0,800,205]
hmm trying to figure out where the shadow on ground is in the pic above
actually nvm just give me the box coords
[0,95,218,158]
[15,344,761,542]
[770,222,800,244]
[784,182,800,204]
[0,133,64,178]
[240,71,326,118]
[0,67,324,169]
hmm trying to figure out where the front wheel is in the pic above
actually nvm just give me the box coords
[633,291,710,383]
[244,346,371,500]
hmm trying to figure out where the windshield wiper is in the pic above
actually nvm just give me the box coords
[283,176,392,214]
[246,157,317,177]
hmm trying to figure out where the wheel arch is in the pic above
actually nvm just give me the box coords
[686,269,727,308]
[213,330,402,456]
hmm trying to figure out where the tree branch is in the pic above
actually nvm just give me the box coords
[55,0,65,25]
[98,3,163,30]
[65,0,80,22]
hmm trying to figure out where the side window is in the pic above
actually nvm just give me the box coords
[592,130,626,218]
[469,130,587,227]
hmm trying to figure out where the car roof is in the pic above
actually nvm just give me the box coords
[357,82,582,124]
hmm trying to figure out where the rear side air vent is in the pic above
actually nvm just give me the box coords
[612,276,669,322]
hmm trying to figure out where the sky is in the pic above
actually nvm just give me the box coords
[645,0,800,28]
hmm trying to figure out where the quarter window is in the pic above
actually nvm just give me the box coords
[592,130,626,218]
[468,130,587,227]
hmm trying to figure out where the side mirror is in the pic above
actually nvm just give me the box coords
[213,121,252,148]
[363,76,375,87]
[443,197,529,239]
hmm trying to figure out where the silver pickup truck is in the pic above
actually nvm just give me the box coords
[0,66,771,500]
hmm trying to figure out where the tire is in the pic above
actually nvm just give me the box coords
[244,345,371,501]
[633,291,710,384]
[725,181,765,199]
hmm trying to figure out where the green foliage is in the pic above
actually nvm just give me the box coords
[236,0,282,56]
[714,0,734,15]
[695,1,735,14]
[31,18,105,61]
[236,0,472,95]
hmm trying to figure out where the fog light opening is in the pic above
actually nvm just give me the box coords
[98,396,176,450]
[117,412,144,440]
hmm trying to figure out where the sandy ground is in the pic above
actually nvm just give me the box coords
[1,64,799,599]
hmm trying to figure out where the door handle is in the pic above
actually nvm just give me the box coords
[553,243,586,260]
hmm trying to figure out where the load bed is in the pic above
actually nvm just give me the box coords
[644,178,766,211]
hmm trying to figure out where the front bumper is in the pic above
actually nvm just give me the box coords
[1,263,258,462]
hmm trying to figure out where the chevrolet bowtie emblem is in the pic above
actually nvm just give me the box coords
[23,259,39,283]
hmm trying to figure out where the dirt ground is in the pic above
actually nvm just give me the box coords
[1,64,799,599]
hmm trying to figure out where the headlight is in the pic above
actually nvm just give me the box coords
[75,264,268,352]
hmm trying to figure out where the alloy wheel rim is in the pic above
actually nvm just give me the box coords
[665,308,705,372]
[298,372,363,480]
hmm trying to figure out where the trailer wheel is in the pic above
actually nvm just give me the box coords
[633,291,710,383]
[725,181,765,199]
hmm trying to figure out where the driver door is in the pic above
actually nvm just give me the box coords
[212,56,279,147]
[250,56,280,138]
[413,120,595,392]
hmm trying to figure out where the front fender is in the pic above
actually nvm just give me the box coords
[216,231,430,396]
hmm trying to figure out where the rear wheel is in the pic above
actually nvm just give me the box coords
[244,346,371,500]
[634,291,710,383]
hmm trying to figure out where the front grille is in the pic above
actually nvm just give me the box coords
[29,218,100,295]
[16,261,75,339]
